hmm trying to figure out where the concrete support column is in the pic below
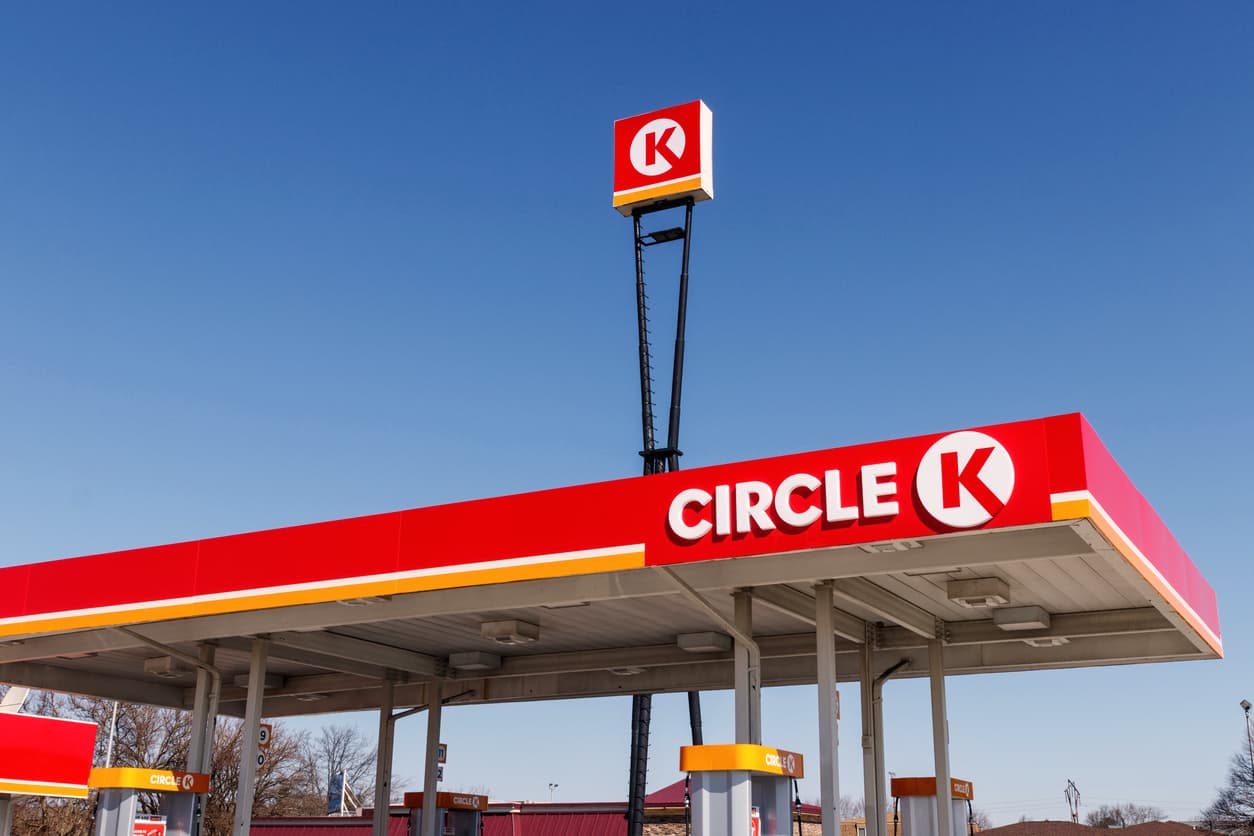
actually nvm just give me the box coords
[814,582,840,836]
[232,638,267,836]
[0,793,13,836]
[372,680,395,836]
[929,638,953,836]
[733,590,760,744]
[421,680,444,836]
[860,636,879,836]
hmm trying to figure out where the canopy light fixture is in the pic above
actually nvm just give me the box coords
[144,656,189,679]
[449,651,502,671]
[859,540,922,554]
[541,601,591,610]
[993,605,1052,631]
[336,595,392,607]
[295,693,328,702]
[1022,636,1069,648]
[677,631,733,653]
[480,619,540,646]
[947,577,1010,609]
[234,672,285,689]
[608,667,646,676]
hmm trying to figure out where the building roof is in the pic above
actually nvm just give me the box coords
[250,816,409,835]
[980,822,1220,836]
[483,812,625,836]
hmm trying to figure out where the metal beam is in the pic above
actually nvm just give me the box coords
[214,636,393,681]
[878,607,1173,649]
[269,631,443,677]
[754,584,866,642]
[0,662,185,707]
[218,631,1207,717]
[830,578,937,638]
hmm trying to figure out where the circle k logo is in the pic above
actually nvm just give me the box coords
[629,118,685,177]
[180,774,195,791]
[915,431,1015,529]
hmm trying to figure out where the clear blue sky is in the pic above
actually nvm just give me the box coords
[2,1,1251,825]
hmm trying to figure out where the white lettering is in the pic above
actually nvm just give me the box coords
[860,462,899,518]
[822,468,859,522]
[774,473,822,528]
[668,488,713,541]
[666,463,907,542]
[734,481,775,534]
[713,484,732,536]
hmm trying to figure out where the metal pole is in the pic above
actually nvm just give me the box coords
[1242,700,1253,783]
[232,639,267,836]
[372,680,395,836]
[633,209,658,472]
[0,794,13,836]
[421,680,443,836]
[929,639,953,836]
[815,582,840,836]
[860,635,879,836]
[664,199,694,472]
[687,691,704,745]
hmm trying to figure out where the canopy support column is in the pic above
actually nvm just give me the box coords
[930,636,953,836]
[0,793,13,836]
[232,638,267,836]
[815,581,840,836]
[372,679,395,836]
[421,680,444,836]
[733,589,760,744]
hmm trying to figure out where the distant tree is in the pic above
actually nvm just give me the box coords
[970,808,994,831]
[1201,744,1254,835]
[299,723,379,809]
[840,796,866,819]
[1085,802,1165,827]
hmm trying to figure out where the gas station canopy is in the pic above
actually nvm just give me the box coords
[0,413,1221,718]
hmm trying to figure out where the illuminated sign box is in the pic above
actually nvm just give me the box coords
[613,100,713,215]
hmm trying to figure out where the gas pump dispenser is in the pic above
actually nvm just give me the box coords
[890,777,974,836]
[89,768,210,836]
[680,744,803,836]
[402,791,487,836]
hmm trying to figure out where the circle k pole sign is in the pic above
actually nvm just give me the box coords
[613,100,713,215]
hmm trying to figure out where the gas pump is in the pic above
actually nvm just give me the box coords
[90,768,210,836]
[890,777,974,836]
[680,744,804,836]
[402,791,487,836]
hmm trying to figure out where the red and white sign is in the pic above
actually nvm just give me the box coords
[258,723,273,749]
[133,815,166,836]
[664,429,1020,543]
[0,713,97,799]
[613,100,713,215]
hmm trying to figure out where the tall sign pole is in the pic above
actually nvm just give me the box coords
[613,99,713,836]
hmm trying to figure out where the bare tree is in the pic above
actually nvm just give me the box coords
[200,718,321,835]
[839,796,866,819]
[970,808,994,831]
[1085,802,1165,827]
[1201,745,1254,835]
[300,723,379,809]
